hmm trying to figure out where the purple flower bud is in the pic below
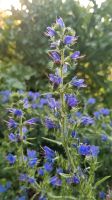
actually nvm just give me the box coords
[46,27,56,37]
[87,98,96,104]
[71,77,86,88]
[50,176,62,186]
[49,74,62,86]
[27,149,37,167]
[44,162,53,172]
[25,118,40,125]
[78,144,99,157]
[44,146,55,161]
[48,98,60,109]
[38,168,44,176]
[99,191,106,199]
[73,175,80,184]
[101,134,108,142]
[65,94,78,108]
[50,52,61,63]
[90,145,99,157]
[94,111,100,118]
[45,118,56,129]
[78,145,91,156]
[9,108,23,117]
[71,131,77,138]
[64,35,77,45]
[100,108,110,116]
[7,119,17,129]
[71,51,80,59]
[56,17,65,28]
[6,153,16,164]
[9,133,16,142]
[81,116,94,125]
[27,177,36,184]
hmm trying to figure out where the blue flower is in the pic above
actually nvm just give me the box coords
[22,126,28,133]
[23,98,30,108]
[9,108,23,117]
[44,146,55,161]
[50,176,62,186]
[14,109,23,117]
[38,168,44,176]
[73,175,80,184]
[65,94,78,108]
[19,174,35,184]
[71,77,85,88]
[87,98,96,104]
[56,17,65,27]
[90,145,99,157]
[0,182,11,193]
[45,118,56,129]
[44,162,53,172]
[49,74,62,86]
[99,191,106,199]
[76,111,82,118]
[70,51,80,59]
[9,133,16,142]
[64,35,77,45]
[46,27,56,37]
[101,134,108,142]
[25,118,40,125]
[27,149,37,167]
[9,133,25,143]
[81,116,94,125]
[94,111,100,118]
[27,177,36,184]
[50,52,61,63]
[7,119,17,129]
[48,98,60,109]
[100,108,110,116]
[78,144,99,157]
[78,145,91,156]
[6,153,16,164]
[71,131,77,138]
[28,91,40,101]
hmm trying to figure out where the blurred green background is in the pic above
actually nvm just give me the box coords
[0,0,112,106]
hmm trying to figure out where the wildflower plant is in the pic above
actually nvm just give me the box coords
[0,17,111,200]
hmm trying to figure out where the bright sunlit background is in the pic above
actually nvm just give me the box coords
[0,0,106,10]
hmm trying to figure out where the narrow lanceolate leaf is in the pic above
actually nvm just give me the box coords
[60,173,72,178]
[95,176,111,188]
[42,137,62,145]
[48,193,76,200]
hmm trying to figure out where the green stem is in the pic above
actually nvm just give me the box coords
[60,49,75,173]
[19,116,24,164]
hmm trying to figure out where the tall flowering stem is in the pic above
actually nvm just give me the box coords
[46,18,80,173]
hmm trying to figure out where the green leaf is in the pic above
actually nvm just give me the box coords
[42,137,62,145]
[95,176,111,188]
[60,173,72,178]
[48,193,76,200]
